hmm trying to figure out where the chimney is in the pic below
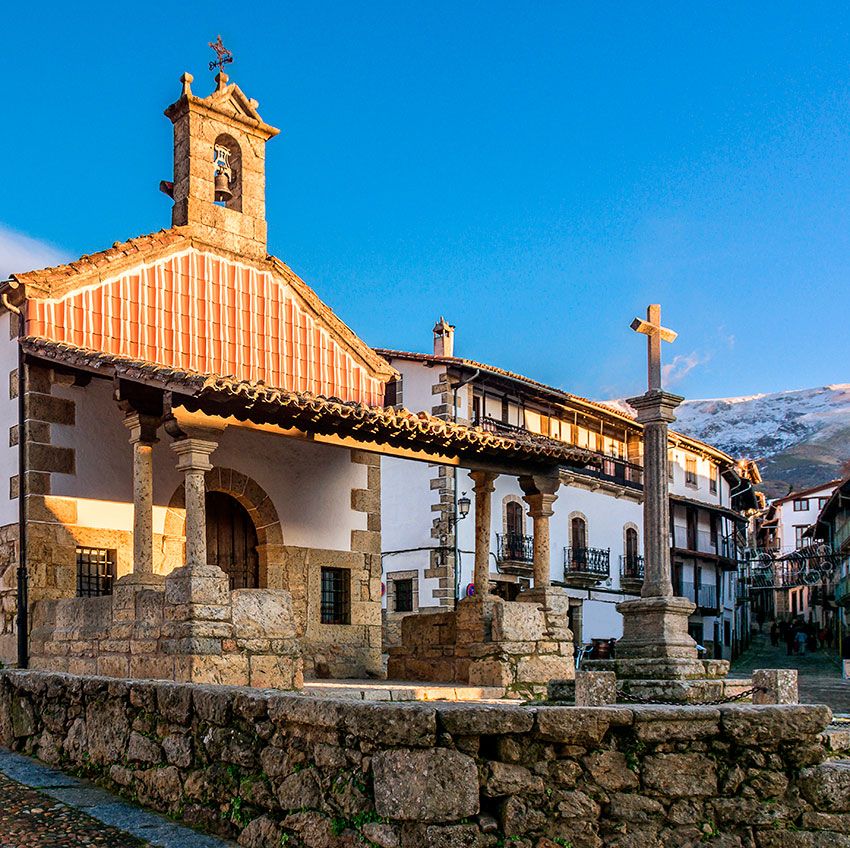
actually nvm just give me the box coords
[433,317,455,358]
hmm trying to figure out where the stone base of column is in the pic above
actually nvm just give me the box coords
[615,595,699,660]
[115,572,166,589]
[516,586,573,642]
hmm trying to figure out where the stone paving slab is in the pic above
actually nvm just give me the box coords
[0,747,236,847]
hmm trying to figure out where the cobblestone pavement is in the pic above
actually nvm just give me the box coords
[0,771,149,847]
[0,748,235,848]
[731,632,850,713]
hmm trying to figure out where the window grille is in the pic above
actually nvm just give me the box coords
[393,578,414,613]
[76,547,116,597]
[321,567,351,625]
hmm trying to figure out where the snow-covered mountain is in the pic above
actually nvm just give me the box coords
[670,385,850,498]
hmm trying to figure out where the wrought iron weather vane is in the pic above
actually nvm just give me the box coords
[208,35,234,73]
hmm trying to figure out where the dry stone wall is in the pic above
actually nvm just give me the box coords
[0,670,845,848]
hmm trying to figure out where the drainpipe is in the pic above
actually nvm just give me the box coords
[3,292,27,668]
[451,369,480,606]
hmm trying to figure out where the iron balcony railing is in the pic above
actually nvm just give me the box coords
[496,532,533,563]
[565,547,610,578]
[595,455,644,487]
[620,554,645,580]
[474,416,643,489]
[478,416,529,437]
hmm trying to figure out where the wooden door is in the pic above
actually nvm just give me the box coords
[205,491,260,589]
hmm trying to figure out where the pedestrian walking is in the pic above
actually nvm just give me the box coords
[770,622,779,647]
[796,627,808,655]
[785,626,796,656]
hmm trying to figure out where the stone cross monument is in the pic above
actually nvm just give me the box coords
[615,304,699,664]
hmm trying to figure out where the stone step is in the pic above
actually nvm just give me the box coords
[823,725,850,753]
[303,680,506,702]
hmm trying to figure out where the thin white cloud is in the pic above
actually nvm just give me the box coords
[0,224,70,280]
[662,351,711,387]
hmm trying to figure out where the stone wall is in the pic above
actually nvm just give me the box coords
[27,577,302,689]
[389,592,575,697]
[0,670,842,848]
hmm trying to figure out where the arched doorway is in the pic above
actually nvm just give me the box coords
[205,491,260,589]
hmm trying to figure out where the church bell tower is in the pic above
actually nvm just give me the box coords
[163,67,280,260]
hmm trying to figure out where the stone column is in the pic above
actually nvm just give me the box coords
[615,390,698,662]
[170,438,217,569]
[469,470,497,596]
[123,413,160,581]
[631,391,680,598]
[520,474,560,589]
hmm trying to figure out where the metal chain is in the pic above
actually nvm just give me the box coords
[615,686,767,706]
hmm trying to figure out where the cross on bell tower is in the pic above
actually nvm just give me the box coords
[162,56,280,260]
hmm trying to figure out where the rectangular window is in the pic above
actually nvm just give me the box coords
[709,464,718,494]
[76,547,116,597]
[668,449,675,480]
[393,578,414,613]
[685,457,698,488]
[794,525,807,549]
[793,499,809,511]
[818,497,830,510]
[320,567,350,625]
[501,397,509,424]
[472,395,481,425]
[384,376,403,408]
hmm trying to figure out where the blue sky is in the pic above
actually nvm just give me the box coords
[3,3,849,400]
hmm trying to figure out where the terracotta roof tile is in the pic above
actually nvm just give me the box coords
[11,229,190,294]
[21,337,599,470]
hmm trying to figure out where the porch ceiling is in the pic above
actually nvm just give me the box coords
[21,336,599,474]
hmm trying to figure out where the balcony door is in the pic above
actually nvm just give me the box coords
[571,517,588,567]
[625,527,639,568]
[686,509,698,551]
[206,491,260,590]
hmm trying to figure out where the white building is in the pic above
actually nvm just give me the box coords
[755,480,841,623]
[379,320,759,661]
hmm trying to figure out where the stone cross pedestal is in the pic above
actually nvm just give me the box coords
[579,305,746,699]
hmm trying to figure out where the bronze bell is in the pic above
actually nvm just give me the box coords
[214,171,233,203]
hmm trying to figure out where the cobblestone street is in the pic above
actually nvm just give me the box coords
[0,749,233,848]
[731,633,850,713]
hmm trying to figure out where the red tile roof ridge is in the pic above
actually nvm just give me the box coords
[375,348,739,467]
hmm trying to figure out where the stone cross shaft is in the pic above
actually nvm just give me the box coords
[630,304,677,393]
[628,303,683,599]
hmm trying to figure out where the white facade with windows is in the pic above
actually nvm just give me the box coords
[379,322,756,661]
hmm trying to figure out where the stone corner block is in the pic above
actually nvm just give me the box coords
[575,670,617,706]
[753,668,798,705]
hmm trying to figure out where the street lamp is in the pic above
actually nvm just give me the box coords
[457,492,471,522]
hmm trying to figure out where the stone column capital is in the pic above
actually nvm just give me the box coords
[124,412,161,445]
[469,469,498,494]
[518,472,560,498]
[625,390,684,425]
[170,437,218,473]
[521,491,558,519]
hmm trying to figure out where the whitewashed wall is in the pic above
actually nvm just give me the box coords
[51,378,366,553]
